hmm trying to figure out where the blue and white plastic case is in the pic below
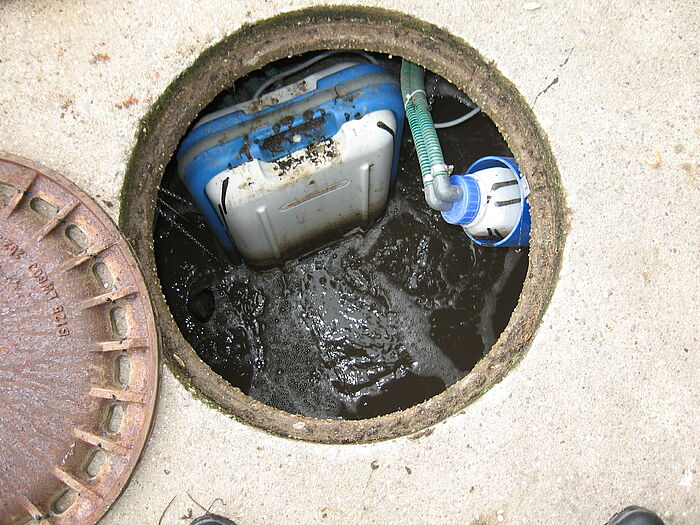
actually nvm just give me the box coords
[177,62,405,258]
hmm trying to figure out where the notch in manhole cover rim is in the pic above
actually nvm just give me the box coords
[0,153,159,525]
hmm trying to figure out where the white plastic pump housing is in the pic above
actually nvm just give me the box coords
[462,166,523,241]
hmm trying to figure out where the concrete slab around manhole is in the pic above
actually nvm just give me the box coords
[0,1,697,524]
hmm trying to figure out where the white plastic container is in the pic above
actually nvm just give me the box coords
[204,110,397,267]
[177,61,404,267]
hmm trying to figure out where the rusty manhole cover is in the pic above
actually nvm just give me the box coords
[0,153,158,525]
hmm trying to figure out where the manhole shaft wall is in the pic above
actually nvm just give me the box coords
[120,6,565,444]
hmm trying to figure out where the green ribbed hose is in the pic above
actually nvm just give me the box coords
[400,60,449,185]
[401,69,430,181]
[242,76,265,96]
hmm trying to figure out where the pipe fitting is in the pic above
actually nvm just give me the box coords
[432,165,462,203]
[424,183,452,211]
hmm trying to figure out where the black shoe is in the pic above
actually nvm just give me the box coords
[605,506,665,525]
[191,513,237,525]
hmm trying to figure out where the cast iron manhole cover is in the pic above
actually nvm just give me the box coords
[0,154,158,525]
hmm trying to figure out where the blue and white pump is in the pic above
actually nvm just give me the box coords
[400,60,531,247]
[441,156,531,247]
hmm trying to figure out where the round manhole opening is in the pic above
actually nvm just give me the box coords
[121,7,564,443]
[0,154,159,524]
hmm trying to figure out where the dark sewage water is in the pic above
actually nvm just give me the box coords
[154,89,528,420]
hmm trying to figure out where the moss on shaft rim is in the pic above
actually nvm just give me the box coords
[119,5,566,444]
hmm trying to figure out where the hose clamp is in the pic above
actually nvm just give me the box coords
[430,163,453,177]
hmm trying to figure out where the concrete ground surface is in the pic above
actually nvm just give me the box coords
[1,0,698,524]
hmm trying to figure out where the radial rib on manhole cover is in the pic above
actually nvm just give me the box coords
[0,153,159,525]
